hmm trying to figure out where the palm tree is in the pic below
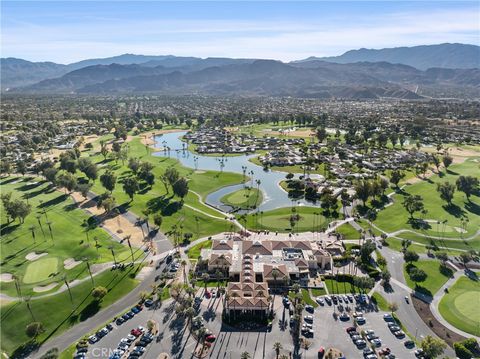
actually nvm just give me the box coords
[273,342,283,359]
[215,269,222,289]
[240,352,251,359]
[24,297,36,321]
[28,225,36,243]
[184,306,195,327]
[109,246,117,265]
[197,327,207,357]
[181,259,187,285]
[125,236,135,264]
[36,215,45,238]
[201,272,210,292]
[46,221,54,242]
[64,275,73,306]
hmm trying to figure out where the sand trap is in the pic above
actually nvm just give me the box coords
[33,282,58,293]
[454,227,467,234]
[0,273,13,282]
[26,252,48,261]
[64,258,83,270]
[195,170,206,174]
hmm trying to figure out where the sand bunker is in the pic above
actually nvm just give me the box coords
[454,227,467,234]
[33,282,58,293]
[64,258,83,270]
[195,170,206,174]
[0,273,14,283]
[25,252,48,261]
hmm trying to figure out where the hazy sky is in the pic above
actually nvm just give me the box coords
[2,1,479,63]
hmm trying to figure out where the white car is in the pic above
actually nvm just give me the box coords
[316,297,324,305]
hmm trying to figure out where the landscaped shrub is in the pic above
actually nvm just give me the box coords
[454,342,473,359]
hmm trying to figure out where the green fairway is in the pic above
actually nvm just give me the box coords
[23,258,58,284]
[240,206,330,232]
[0,266,140,356]
[84,135,243,241]
[374,157,480,240]
[220,188,263,210]
[439,276,480,336]
[0,177,130,297]
[404,260,452,296]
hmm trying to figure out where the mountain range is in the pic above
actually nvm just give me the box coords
[2,43,479,99]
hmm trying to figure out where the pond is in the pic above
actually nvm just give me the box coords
[153,131,316,213]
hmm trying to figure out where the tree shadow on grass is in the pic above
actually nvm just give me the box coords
[38,194,68,208]
[0,222,20,236]
[443,203,466,218]
[146,195,182,216]
[0,177,21,186]
[10,340,39,359]
[16,181,44,192]
[465,201,480,216]
[79,300,101,321]
[408,218,431,231]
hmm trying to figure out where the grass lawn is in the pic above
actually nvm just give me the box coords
[396,232,480,252]
[240,206,332,232]
[23,258,59,284]
[374,157,480,240]
[301,289,318,308]
[324,278,360,294]
[371,292,389,312]
[438,276,480,336]
[84,135,244,241]
[220,188,263,210]
[0,265,140,356]
[404,260,453,297]
[311,287,327,296]
[187,240,212,260]
[249,156,326,175]
[0,177,130,297]
[336,222,361,239]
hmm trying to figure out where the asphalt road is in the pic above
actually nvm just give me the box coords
[33,258,170,358]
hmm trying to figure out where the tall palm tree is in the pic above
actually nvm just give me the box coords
[125,235,134,264]
[28,225,36,243]
[240,352,251,359]
[273,342,283,359]
[184,306,195,327]
[109,246,117,265]
[201,272,209,292]
[46,221,54,242]
[64,275,73,306]
[181,259,187,285]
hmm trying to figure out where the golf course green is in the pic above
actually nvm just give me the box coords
[439,276,480,336]
[220,187,263,209]
[240,206,330,232]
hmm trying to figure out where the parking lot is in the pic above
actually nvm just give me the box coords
[72,290,424,359]
[294,294,421,358]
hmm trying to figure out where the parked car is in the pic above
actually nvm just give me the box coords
[363,348,374,356]
[383,313,394,321]
[394,330,405,339]
[355,316,366,325]
[205,335,216,342]
[379,347,391,355]
[355,339,367,348]
[304,315,314,322]
[144,299,154,307]
[339,312,350,321]
[317,347,325,358]
[305,305,314,313]
[131,328,142,337]
[116,317,125,325]
[371,338,382,347]
[404,340,415,348]
[88,335,98,344]
[389,325,401,332]
[316,297,324,305]
[324,296,332,305]
[414,349,425,358]
[353,311,364,317]
[405,295,410,304]
[345,326,356,333]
